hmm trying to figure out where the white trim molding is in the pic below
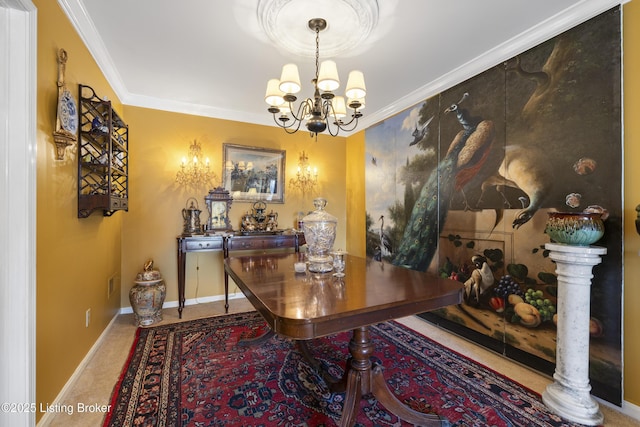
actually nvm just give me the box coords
[0,1,37,426]
[360,0,631,130]
[119,293,248,315]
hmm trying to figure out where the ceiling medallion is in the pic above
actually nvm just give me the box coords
[257,0,379,57]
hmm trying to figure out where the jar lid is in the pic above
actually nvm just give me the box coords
[136,259,162,281]
[302,198,337,224]
[136,270,162,282]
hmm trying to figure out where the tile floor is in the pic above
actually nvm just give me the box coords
[38,298,639,426]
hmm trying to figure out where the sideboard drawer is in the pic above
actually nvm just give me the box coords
[229,238,264,250]
[182,237,224,252]
[226,234,299,252]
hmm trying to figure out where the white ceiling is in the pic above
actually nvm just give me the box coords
[59,0,625,134]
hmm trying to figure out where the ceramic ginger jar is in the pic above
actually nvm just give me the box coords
[129,259,166,326]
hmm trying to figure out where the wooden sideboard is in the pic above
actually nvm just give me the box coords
[176,232,304,318]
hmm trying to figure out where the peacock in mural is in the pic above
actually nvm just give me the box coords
[393,93,495,271]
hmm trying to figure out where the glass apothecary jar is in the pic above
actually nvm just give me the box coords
[302,198,336,273]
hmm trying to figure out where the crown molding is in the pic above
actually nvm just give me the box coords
[123,92,275,127]
[57,0,130,102]
[359,0,627,131]
[59,0,627,133]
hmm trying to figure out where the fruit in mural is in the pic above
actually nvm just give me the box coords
[513,302,542,327]
[589,317,604,337]
[494,275,524,298]
[523,288,556,322]
[489,297,505,313]
[436,243,560,329]
[508,294,524,305]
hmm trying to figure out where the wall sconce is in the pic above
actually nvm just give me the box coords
[289,151,318,196]
[175,139,218,189]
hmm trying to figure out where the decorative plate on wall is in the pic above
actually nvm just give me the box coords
[58,88,78,134]
[52,48,78,160]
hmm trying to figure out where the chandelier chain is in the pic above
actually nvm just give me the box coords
[315,26,320,82]
[265,18,365,138]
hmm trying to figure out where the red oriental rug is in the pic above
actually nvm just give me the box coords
[103,311,592,427]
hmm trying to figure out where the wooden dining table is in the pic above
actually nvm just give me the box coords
[224,252,463,427]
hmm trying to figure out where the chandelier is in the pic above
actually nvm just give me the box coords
[175,140,218,188]
[289,151,318,196]
[264,18,366,138]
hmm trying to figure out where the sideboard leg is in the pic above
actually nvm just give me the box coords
[224,271,229,313]
[177,240,186,319]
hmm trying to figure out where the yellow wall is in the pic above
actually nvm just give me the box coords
[35,0,124,416]
[120,106,347,308]
[345,131,366,257]
[623,0,640,407]
[34,0,640,415]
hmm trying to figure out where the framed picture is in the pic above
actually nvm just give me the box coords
[204,187,233,232]
[223,143,285,203]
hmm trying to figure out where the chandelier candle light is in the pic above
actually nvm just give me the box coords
[175,140,217,188]
[264,18,366,137]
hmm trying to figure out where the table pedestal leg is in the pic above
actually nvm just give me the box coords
[339,326,449,427]
[542,243,606,426]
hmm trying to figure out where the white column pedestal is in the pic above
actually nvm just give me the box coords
[542,243,606,426]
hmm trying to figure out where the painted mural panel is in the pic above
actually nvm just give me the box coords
[364,8,622,404]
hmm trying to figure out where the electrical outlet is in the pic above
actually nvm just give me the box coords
[85,308,91,328]
[107,276,115,298]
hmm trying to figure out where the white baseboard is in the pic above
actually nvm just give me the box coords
[36,313,120,427]
[597,396,640,422]
[622,400,640,421]
[119,293,247,314]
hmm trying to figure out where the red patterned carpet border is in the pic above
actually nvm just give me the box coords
[103,311,594,427]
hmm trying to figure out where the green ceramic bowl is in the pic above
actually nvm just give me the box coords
[544,212,604,246]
